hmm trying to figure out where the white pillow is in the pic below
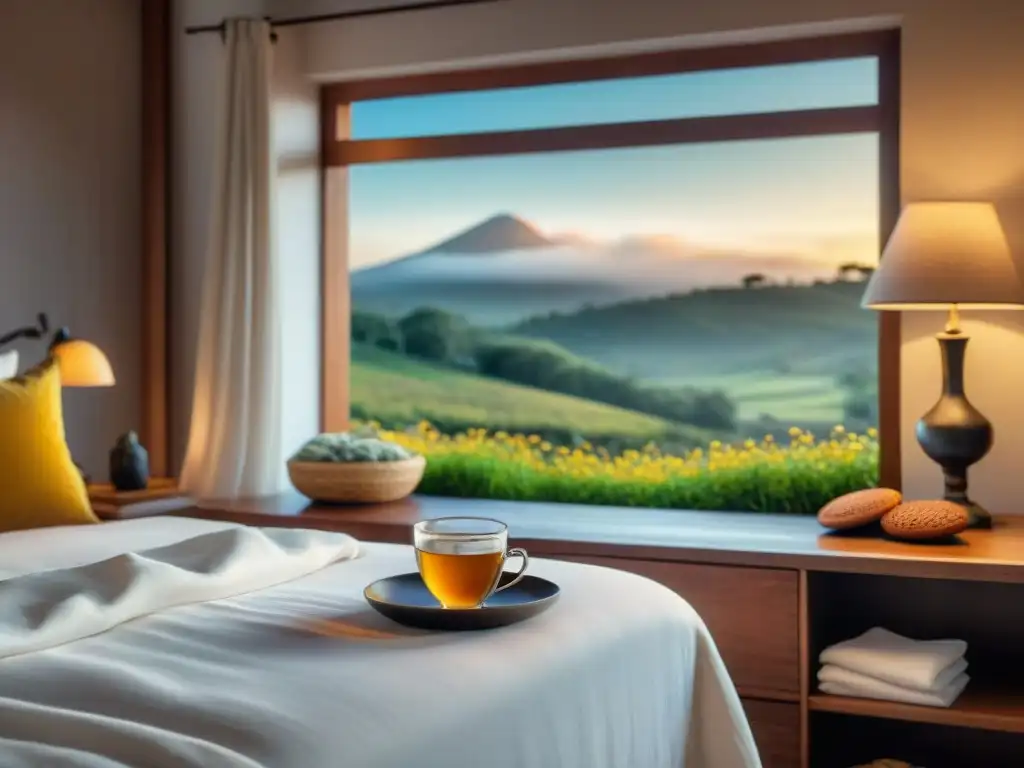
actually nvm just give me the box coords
[0,351,18,380]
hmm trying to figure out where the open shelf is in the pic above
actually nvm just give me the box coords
[811,710,1024,768]
[809,686,1024,734]
[807,570,1024,758]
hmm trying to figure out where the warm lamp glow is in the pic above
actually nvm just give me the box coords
[51,339,115,388]
[862,202,1024,311]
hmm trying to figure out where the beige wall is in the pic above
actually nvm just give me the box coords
[292,0,1024,513]
[0,0,141,479]
[172,1,321,476]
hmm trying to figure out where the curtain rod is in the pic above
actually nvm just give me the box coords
[184,0,505,36]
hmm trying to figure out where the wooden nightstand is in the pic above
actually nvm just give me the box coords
[87,478,192,519]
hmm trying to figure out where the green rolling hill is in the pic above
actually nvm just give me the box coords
[512,280,876,424]
[350,343,711,447]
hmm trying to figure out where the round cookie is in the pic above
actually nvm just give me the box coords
[817,488,902,530]
[881,500,969,540]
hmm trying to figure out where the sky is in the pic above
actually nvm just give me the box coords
[348,57,880,271]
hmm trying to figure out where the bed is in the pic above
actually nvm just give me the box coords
[0,517,761,768]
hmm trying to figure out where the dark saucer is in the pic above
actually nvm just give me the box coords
[364,572,560,631]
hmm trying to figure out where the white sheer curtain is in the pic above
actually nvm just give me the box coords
[180,19,283,500]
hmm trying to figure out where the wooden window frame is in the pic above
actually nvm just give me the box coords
[320,28,902,490]
[142,0,171,477]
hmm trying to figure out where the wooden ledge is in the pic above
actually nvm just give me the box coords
[809,687,1024,734]
[176,493,1024,584]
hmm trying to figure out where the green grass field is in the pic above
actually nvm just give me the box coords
[413,449,878,514]
[350,344,710,444]
[383,425,880,515]
[677,373,844,423]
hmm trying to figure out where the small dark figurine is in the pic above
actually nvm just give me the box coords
[109,431,149,491]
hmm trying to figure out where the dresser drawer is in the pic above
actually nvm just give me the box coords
[558,556,800,697]
[743,699,800,768]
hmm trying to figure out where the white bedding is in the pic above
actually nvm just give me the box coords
[0,517,760,768]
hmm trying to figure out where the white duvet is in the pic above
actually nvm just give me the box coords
[0,517,760,768]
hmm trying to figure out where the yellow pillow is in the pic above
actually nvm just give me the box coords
[0,357,98,531]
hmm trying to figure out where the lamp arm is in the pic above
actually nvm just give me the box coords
[0,313,50,351]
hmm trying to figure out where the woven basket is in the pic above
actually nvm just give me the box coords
[287,456,426,504]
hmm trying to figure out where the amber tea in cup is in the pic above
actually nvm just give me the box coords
[413,518,529,609]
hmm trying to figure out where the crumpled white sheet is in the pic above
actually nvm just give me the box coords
[0,517,760,768]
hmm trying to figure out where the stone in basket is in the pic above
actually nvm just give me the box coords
[288,433,426,504]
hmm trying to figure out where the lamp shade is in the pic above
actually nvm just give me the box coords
[862,202,1024,310]
[51,339,115,387]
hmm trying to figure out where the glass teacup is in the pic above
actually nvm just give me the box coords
[413,517,529,609]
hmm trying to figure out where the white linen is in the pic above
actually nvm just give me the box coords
[0,350,17,378]
[179,17,284,500]
[0,518,759,768]
[818,663,969,707]
[819,680,968,708]
[0,526,359,660]
[821,657,967,694]
[819,626,967,691]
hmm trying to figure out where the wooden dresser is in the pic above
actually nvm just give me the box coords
[180,495,1024,768]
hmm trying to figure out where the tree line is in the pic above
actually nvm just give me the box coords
[741,263,875,289]
[352,307,736,431]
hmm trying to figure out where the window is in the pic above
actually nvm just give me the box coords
[349,57,879,140]
[322,32,900,514]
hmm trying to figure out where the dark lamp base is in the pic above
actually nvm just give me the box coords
[964,502,992,530]
[916,330,993,532]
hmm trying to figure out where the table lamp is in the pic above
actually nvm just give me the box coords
[48,327,115,480]
[862,202,1024,529]
[48,328,115,388]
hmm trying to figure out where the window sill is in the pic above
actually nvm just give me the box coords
[181,492,1024,583]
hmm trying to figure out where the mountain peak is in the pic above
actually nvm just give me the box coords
[422,213,552,255]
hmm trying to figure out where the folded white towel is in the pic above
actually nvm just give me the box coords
[819,627,967,691]
[819,665,969,708]
[819,657,968,694]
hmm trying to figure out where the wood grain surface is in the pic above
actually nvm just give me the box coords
[179,494,1024,584]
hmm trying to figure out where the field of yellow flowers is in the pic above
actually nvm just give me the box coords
[377,422,879,514]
